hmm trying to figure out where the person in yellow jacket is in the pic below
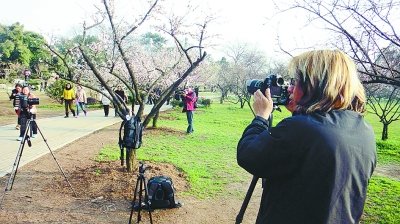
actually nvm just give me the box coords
[62,83,76,118]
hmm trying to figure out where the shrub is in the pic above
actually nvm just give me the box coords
[28,79,41,86]
[198,97,211,107]
[0,79,9,84]
[170,99,183,108]
[45,79,68,103]
[87,97,98,105]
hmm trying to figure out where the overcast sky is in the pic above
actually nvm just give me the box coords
[0,0,329,60]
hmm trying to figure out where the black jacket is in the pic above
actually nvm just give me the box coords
[237,110,376,224]
[9,89,21,107]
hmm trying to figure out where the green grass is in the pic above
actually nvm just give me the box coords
[363,176,400,223]
[97,102,400,222]
[95,145,121,162]
[364,111,400,165]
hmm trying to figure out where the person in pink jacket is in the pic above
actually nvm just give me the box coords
[75,85,87,116]
[183,88,197,134]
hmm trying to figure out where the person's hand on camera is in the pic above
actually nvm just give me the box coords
[253,88,273,119]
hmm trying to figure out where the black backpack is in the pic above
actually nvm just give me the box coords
[122,116,143,149]
[147,176,180,209]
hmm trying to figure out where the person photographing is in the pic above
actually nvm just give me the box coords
[182,88,197,134]
[237,50,376,223]
[17,86,38,141]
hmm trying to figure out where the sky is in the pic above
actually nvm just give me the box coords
[0,0,329,61]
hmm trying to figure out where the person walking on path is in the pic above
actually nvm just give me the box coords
[183,88,197,134]
[101,87,111,117]
[114,85,127,117]
[62,83,76,118]
[9,83,23,129]
[75,85,87,116]
[18,86,38,141]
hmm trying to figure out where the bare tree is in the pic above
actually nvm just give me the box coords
[47,0,214,172]
[277,0,400,140]
[224,43,268,108]
[366,84,400,140]
[365,46,400,140]
[279,0,400,87]
[215,57,234,104]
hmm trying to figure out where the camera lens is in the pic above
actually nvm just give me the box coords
[246,79,263,95]
[276,77,284,86]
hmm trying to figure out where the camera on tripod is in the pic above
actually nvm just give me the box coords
[246,74,290,105]
[20,95,40,109]
[138,162,147,175]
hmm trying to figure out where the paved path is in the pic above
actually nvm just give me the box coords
[0,105,171,177]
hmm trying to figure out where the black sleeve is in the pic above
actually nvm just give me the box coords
[9,90,16,100]
[237,116,304,179]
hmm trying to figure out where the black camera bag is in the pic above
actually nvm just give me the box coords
[147,176,180,209]
[123,116,143,149]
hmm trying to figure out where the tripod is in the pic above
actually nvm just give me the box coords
[129,162,153,224]
[235,111,274,224]
[0,113,77,208]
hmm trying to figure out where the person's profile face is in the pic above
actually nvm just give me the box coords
[16,86,22,92]
[292,81,304,103]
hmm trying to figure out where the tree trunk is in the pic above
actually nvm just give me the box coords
[240,98,245,108]
[152,111,159,127]
[137,102,145,118]
[382,123,388,140]
[126,148,138,173]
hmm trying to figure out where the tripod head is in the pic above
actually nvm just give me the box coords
[138,162,148,175]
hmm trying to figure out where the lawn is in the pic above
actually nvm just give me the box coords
[98,102,400,223]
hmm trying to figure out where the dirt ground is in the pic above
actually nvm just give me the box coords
[0,123,261,224]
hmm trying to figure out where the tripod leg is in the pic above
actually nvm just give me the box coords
[129,177,141,224]
[137,177,143,223]
[235,176,258,224]
[8,120,31,190]
[0,120,31,208]
[143,176,153,224]
[34,121,78,197]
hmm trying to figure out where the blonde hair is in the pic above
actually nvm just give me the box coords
[288,49,366,114]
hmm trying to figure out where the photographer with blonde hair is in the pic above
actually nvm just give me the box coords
[237,50,376,223]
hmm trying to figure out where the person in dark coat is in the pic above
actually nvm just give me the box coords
[9,83,23,129]
[114,85,127,117]
[237,49,376,224]
[17,86,38,141]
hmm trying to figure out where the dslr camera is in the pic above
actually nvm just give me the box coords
[20,95,40,109]
[246,75,290,105]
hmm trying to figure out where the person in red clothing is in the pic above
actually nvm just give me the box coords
[182,88,197,134]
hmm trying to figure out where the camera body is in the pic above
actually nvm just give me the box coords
[246,75,290,105]
[20,95,40,109]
